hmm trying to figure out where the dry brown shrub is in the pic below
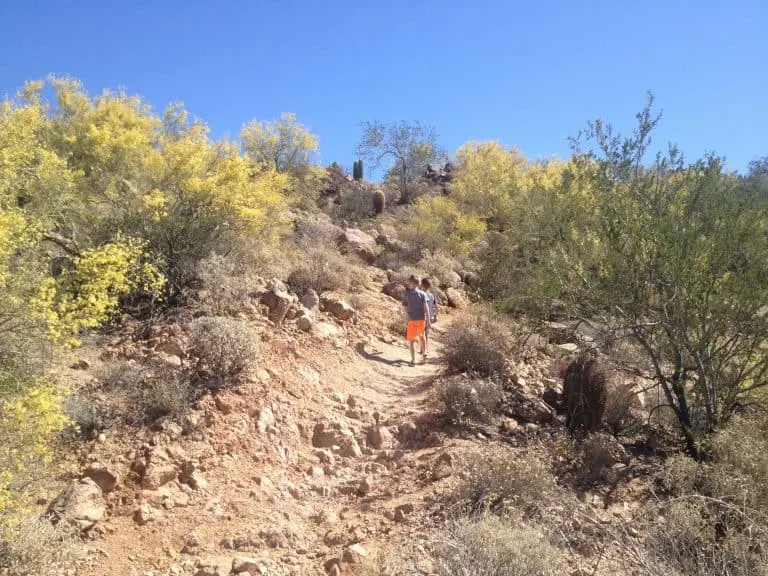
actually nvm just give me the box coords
[648,415,768,575]
[188,317,260,391]
[437,374,502,424]
[443,309,517,381]
[435,515,566,576]
[448,447,557,517]
[0,518,81,575]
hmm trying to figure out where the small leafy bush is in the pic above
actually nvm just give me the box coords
[417,251,463,289]
[188,317,260,390]
[438,374,502,424]
[400,196,486,258]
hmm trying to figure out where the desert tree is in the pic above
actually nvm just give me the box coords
[534,94,768,457]
[356,120,444,204]
[241,112,319,175]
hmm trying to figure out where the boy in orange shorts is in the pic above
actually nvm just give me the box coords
[403,275,430,366]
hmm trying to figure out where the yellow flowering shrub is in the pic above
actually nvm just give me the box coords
[32,238,165,346]
[402,196,486,256]
[0,384,70,520]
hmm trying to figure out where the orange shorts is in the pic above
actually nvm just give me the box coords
[406,320,426,341]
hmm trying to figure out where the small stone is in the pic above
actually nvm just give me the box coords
[256,368,271,383]
[357,477,373,497]
[181,535,201,555]
[96,433,107,444]
[394,503,414,523]
[194,558,232,576]
[214,395,234,415]
[297,316,313,332]
[70,359,91,370]
[164,354,183,368]
[342,543,368,564]
[141,463,178,490]
[232,556,260,573]
[557,342,579,353]
[134,504,161,525]
[339,438,362,458]
[257,407,276,433]
[501,418,520,433]
[313,448,335,465]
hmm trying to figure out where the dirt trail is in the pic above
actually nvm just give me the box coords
[79,303,455,576]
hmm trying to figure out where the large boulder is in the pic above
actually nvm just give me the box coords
[382,281,406,302]
[439,270,463,290]
[47,478,105,532]
[84,463,120,493]
[507,393,556,424]
[300,289,320,310]
[337,228,377,265]
[312,421,355,449]
[259,288,296,325]
[542,321,573,344]
[320,292,356,321]
[444,287,467,308]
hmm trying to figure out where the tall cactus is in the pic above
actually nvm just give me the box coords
[352,160,364,181]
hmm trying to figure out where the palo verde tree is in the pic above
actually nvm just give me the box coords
[538,94,768,457]
[356,120,444,204]
[240,112,319,175]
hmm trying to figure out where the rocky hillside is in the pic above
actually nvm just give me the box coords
[36,226,675,576]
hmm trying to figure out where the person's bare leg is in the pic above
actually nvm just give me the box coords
[409,340,416,365]
[423,331,429,356]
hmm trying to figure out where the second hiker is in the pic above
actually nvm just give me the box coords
[403,275,430,366]
[420,278,438,358]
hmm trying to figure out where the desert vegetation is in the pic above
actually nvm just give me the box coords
[1,75,767,575]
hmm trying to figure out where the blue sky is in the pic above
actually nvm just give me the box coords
[0,0,765,174]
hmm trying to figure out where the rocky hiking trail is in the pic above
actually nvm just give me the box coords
[55,265,653,576]
[67,284,463,576]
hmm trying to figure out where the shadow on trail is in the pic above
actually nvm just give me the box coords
[355,342,411,367]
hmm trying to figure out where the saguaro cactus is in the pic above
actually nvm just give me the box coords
[352,160,364,181]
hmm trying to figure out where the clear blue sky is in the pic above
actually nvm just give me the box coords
[1,0,765,173]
